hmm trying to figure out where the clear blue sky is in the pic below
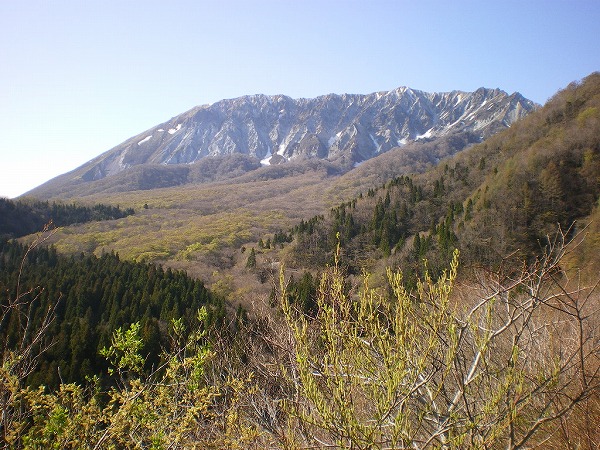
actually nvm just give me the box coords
[1,0,599,198]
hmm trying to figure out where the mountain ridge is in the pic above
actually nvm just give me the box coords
[26,86,536,199]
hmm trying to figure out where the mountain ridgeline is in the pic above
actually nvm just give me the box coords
[27,86,535,199]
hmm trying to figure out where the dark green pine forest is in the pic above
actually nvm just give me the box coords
[0,238,224,388]
[0,198,134,239]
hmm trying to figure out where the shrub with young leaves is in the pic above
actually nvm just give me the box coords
[3,308,262,449]
[279,232,599,449]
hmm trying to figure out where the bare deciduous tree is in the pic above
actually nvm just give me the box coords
[277,230,599,449]
[1,225,59,447]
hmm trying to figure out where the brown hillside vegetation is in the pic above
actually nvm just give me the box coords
[457,73,600,269]
[33,138,481,293]
[2,231,598,448]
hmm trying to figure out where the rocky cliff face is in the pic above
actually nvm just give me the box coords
[79,87,536,182]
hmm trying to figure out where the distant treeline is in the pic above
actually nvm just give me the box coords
[0,239,224,388]
[0,198,135,238]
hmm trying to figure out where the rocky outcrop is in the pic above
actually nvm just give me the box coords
[77,87,536,182]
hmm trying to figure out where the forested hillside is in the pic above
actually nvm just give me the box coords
[0,198,134,238]
[284,72,600,282]
[0,236,224,389]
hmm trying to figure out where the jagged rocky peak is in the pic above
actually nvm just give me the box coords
[74,86,536,182]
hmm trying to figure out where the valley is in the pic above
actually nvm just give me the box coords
[1,74,599,449]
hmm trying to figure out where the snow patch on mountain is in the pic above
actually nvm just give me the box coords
[416,129,433,140]
[168,124,182,134]
[137,135,152,145]
[260,147,273,165]
[369,134,382,152]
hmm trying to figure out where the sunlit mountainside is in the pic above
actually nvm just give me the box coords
[18,85,536,283]
[26,86,534,199]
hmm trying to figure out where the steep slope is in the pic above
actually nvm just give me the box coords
[27,86,535,199]
[284,72,600,277]
[3,75,598,450]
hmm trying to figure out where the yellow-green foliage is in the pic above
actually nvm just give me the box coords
[279,238,599,449]
[42,170,335,269]
[2,235,598,448]
[5,309,262,449]
[281,249,462,448]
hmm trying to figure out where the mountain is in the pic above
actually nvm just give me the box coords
[27,86,536,199]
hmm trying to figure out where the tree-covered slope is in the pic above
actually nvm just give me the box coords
[0,198,134,239]
[284,72,600,279]
[0,237,224,388]
[0,75,598,449]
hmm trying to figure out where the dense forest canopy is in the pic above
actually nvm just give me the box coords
[0,198,134,239]
[0,237,224,388]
